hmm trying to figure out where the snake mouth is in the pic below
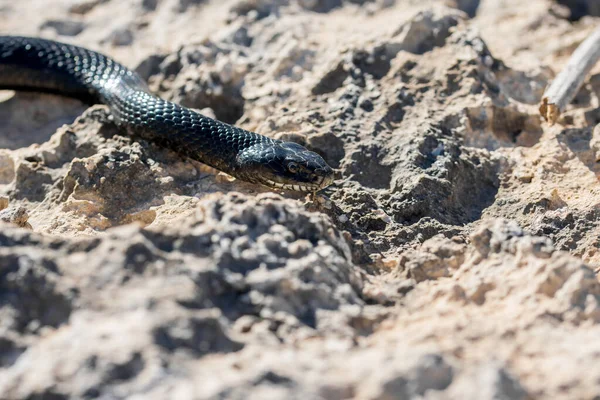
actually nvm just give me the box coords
[263,174,334,192]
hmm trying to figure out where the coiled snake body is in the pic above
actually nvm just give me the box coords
[0,36,334,192]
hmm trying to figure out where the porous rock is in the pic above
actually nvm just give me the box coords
[2,0,600,398]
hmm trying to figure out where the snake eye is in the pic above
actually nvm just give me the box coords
[287,162,300,174]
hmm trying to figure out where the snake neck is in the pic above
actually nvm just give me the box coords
[102,87,275,177]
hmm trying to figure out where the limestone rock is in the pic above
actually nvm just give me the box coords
[2,0,600,398]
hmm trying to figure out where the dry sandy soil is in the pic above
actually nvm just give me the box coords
[1,0,600,398]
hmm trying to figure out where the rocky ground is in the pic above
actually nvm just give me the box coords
[1,0,600,398]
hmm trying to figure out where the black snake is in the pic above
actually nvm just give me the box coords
[0,36,334,192]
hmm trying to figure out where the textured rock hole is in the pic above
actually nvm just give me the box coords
[0,338,25,367]
[61,154,175,228]
[555,0,600,21]
[464,106,542,150]
[177,0,207,13]
[179,86,245,125]
[584,108,600,126]
[102,27,135,47]
[23,390,68,400]
[412,354,454,395]
[137,52,245,124]
[348,147,393,189]
[557,127,600,175]
[387,9,462,56]
[254,371,295,386]
[153,317,244,356]
[312,61,348,95]
[352,47,391,80]
[386,125,500,227]
[135,54,168,82]
[0,152,16,185]
[308,131,346,168]
[68,0,109,15]
[123,239,160,273]
[13,162,54,202]
[140,0,159,11]
[0,255,75,333]
[571,84,593,109]
[391,170,499,226]
[383,102,408,124]
[452,171,499,224]
[228,0,279,20]
[39,19,86,36]
[447,0,480,17]
[299,0,379,13]
[26,293,73,332]
[0,92,87,150]
[105,353,145,383]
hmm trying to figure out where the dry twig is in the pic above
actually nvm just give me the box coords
[539,27,600,125]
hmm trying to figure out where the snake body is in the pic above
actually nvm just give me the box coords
[0,36,334,192]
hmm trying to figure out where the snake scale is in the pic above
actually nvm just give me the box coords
[0,36,334,192]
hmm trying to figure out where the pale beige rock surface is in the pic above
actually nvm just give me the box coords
[1,0,600,399]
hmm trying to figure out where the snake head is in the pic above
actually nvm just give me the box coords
[235,141,334,192]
